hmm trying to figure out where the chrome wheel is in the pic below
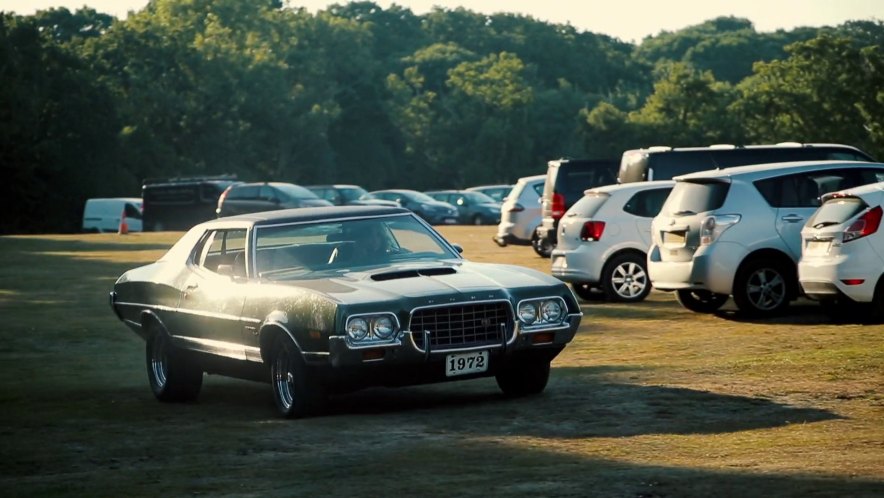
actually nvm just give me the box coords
[744,268,787,311]
[610,261,648,299]
[149,333,170,390]
[272,349,296,413]
[270,337,326,418]
[602,253,651,302]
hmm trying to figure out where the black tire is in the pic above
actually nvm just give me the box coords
[532,234,553,258]
[732,258,793,317]
[270,336,326,418]
[676,290,729,313]
[146,330,202,402]
[472,214,484,225]
[601,253,651,302]
[572,282,605,301]
[495,359,551,397]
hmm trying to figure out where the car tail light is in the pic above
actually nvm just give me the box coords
[843,206,882,243]
[841,279,865,286]
[551,193,565,219]
[580,221,605,241]
[700,214,741,245]
[507,203,525,213]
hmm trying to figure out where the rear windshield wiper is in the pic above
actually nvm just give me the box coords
[672,210,696,216]
[812,221,841,229]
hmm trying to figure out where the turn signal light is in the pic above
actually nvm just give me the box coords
[532,332,555,344]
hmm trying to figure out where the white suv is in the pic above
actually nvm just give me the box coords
[649,161,884,316]
[551,181,674,302]
[494,174,545,247]
[799,181,884,320]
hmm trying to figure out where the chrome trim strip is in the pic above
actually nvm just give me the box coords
[114,301,262,324]
[171,335,249,361]
[408,299,516,353]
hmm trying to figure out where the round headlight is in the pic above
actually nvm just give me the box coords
[347,317,368,341]
[373,316,394,339]
[518,302,537,324]
[540,300,563,322]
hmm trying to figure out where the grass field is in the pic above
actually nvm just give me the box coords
[0,226,882,497]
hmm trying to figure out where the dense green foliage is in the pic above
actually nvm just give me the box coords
[1,0,882,233]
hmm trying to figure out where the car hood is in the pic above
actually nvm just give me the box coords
[267,260,558,304]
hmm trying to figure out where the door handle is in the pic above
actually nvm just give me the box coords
[781,215,804,223]
[183,283,199,299]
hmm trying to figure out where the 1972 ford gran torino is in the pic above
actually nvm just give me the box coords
[110,206,582,417]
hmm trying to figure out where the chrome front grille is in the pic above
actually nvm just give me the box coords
[410,301,513,351]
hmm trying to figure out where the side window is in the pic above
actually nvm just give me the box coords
[228,186,259,200]
[623,188,673,218]
[532,183,545,196]
[259,186,278,202]
[195,229,248,275]
[756,170,869,208]
[124,203,143,219]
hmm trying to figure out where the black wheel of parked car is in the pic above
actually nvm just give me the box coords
[601,253,651,302]
[472,214,484,225]
[532,234,553,258]
[146,329,202,402]
[676,290,728,313]
[495,359,550,397]
[572,282,605,301]
[732,258,793,317]
[270,336,326,418]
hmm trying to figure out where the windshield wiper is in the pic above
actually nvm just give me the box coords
[812,221,840,229]
[672,210,696,216]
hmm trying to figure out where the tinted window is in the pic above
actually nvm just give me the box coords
[340,187,367,202]
[663,181,729,215]
[124,203,142,219]
[806,198,867,228]
[649,152,717,180]
[143,186,196,204]
[532,182,545,196]
[755,168,884,208]
[275,184,319,200]
[259,186,279,201]
[559,168,617,194]
[623,187,674,218]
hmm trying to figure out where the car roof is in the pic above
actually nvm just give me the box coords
[305,184,362,189]
[215,206,410,226]
[827,180,884,199]
[586,180,675,195]
[467,184,511,189]
[674,160,883,182]
[624,143,867,155]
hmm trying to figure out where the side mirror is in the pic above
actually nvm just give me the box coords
[452,243,464,254]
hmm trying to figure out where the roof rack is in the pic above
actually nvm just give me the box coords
[143,174,238,186]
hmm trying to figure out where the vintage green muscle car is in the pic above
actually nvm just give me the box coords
[110,206,582,417]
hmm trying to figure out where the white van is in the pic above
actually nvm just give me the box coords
[82,198,143,233]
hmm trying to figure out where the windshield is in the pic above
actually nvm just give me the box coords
[254,215,458,278]
[275,184,320,201]
[407,191,436,203]
[340,187,368,202]
[463,192,496,204]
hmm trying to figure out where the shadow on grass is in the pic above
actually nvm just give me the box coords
[712,300,880,326]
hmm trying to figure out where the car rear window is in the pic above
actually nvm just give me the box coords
[662,180,729,215]
[569,192,610,217]
[558,168,617,194]
[623,187,673,218]
[806,197,867,228]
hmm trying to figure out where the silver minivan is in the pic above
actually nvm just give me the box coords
[648,161,884,316]
[82,198,143,233]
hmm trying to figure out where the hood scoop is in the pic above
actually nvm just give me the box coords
[370,267,457,281]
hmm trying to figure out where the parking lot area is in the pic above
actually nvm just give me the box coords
[0,226,881,497]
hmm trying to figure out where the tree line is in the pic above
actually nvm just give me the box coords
[1,0,882,233]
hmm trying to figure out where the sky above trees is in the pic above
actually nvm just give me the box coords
[6,0,883,42]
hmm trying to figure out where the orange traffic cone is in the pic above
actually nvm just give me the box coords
[118,209,129,235]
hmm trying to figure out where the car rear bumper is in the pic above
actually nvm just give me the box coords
[550,248,603,284]
[799,254,878,303]
[648,242,743,295]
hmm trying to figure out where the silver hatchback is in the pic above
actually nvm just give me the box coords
[494,174,545,247]
[649,161,884,316]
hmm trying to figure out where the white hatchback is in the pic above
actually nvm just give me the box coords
[798,181,884,319]
[551,181,674,302]
[649,161,884,317]
[494,174,545,247]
